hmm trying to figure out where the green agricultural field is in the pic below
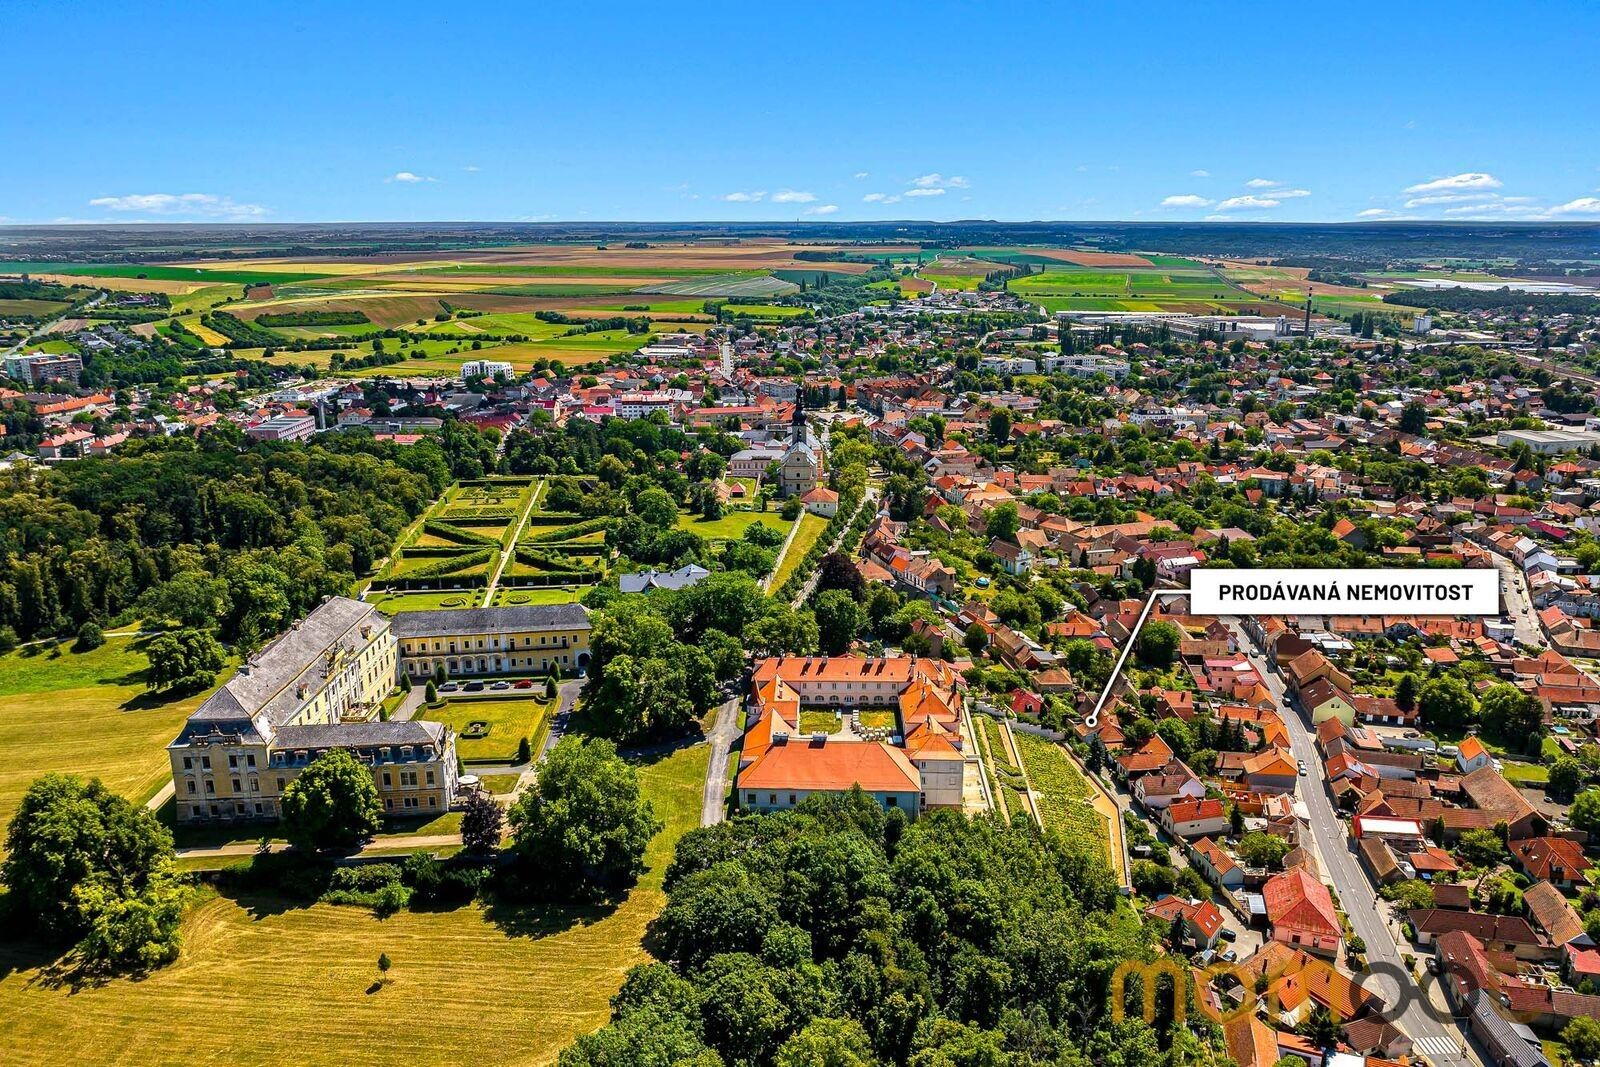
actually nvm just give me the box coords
[675,510,790,542]
[416,264,734,277]
[0,637,233,833]
[637,274,797,299]
[419,696,553,763]
[922,273,982,292]
[0,261,334,285]
[0,742,709,1067]
[722,303,808,319]
[0,298,72,316]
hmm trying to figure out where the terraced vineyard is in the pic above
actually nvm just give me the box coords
[1011,731,1113,863]
[977,715,1032,820]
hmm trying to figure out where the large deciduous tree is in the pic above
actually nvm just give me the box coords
[508,736,660,898]
[279,748,383,851]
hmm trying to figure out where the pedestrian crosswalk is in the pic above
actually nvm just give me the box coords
[1412,1034,1461,1060]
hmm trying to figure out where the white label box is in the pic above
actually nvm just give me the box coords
[1188,568,1500,616]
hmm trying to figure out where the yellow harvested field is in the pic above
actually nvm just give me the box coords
[0,743,709,1067]
[180,315,231,346]
[31,273,211,294]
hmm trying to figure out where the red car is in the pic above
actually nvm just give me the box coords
[513,679,534,689]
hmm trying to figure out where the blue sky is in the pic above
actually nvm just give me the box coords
[4,0,1599,225]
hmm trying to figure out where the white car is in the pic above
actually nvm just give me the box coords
[1297,759,1308,776]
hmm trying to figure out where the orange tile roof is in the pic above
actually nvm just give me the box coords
[739,738,920,793]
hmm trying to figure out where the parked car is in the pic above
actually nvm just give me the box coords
[1297,759,1307,776]
[440,683,460,693]
[464,681,485,692]
[1219,927,1237,942]
[491,680,512,691]
[513,679,534,689]
[1220,949,1237,963]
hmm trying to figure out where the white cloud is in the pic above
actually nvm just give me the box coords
[1551,197,1600,216]
[721,190,767,202]
[1245,178,1281,188]
[86,193,269,219]
[853,171,869,179]
[1404,172,1501,194]
[1202,215,1230,222]
[1276,188,1312,199]
[1356,208,1397,218]
[909,173,969,190]
[1161,194,1213,208]
[462,165,480,173]
[1216,195,1280,211]
[1190,169,1210,178]
[386,171,436,183]
[771,189,816,204]
[904,188,946,198]
[804,204,839,216]
[862,192,901,204]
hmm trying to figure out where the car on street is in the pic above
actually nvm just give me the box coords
[491,680,511,690]
[513,679,534,689]
[1297,759,1308,776]
[464,680,485,692]
[1220,949,1237,963]
[440,682,460,693]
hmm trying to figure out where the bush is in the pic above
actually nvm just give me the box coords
[74,621,105,652]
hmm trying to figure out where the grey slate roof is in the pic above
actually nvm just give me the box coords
[390,603,590,640]
[274,719,446,751]
[187,596,384,730]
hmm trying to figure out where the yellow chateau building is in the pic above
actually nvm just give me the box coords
[391,604,593,679]
[168,597,594,825]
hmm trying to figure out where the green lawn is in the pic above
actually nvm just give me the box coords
[0,636,234,833]
[675,510,790,542]
[418,697,553,763]
[798,710,840,735]
[0,742,710,1067]
[480,773,521,795]
[770,512,829,590]
[492,586,586,607]
[366,590,479,615]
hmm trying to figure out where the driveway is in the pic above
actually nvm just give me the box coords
[1225,617,1481,1066]
[700,698,741,826]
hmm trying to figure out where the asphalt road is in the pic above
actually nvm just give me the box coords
[700,698,741,826]
[1226,617,1478,1067]
[1488,552,1541,647]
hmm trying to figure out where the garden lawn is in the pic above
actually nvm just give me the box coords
[798,710,841,735]
[0,636,232,833]
[417,696,553,763]
[675,510,789,542]
[366,590,479,615]
[770,513,828,591]
[0,743,709,1067]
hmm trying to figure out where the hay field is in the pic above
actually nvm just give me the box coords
[0,743,710,1067]
[0,637,231,832]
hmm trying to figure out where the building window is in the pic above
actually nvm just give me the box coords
[788,794,796,805]
[204,780,214,794]
[186,781,196,795]
[383,773,392,787]
[183,756,193,770]
[768,794,777,805]
[746,793,756,804]
[277,778,286,791]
